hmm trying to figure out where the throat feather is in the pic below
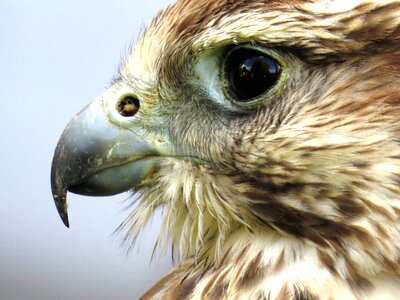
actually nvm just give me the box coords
[123,161,252,259]
[121,160,400,299]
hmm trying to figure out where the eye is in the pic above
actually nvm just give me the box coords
[116,95,140,117]
[225,47,281,102]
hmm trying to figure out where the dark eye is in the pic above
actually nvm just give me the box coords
[116,96,140,117]
[226,48,281,102]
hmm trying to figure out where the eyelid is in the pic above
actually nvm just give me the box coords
[194,50,235,109]
[193,44,289,111]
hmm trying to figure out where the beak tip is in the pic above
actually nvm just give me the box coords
[53,192,70,228]
[60,211,70,228]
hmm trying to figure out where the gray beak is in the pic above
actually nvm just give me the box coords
[51,95,173,227]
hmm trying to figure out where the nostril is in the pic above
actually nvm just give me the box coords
[116,95,140,117]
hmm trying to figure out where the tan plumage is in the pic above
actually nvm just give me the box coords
[51,0,400,299]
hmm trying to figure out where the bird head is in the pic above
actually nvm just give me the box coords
[51,0,400,271]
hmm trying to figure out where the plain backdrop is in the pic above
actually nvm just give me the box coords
[0,1,175,299]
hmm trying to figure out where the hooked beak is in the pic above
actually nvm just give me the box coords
[51,95,173,227]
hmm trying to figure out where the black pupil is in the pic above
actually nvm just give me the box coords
[227,48,281,101]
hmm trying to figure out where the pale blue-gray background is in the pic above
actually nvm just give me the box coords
[0,1,175,299]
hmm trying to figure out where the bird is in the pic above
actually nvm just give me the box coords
[51,0,400,299]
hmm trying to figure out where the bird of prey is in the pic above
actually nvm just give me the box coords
[51,0,400,298]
